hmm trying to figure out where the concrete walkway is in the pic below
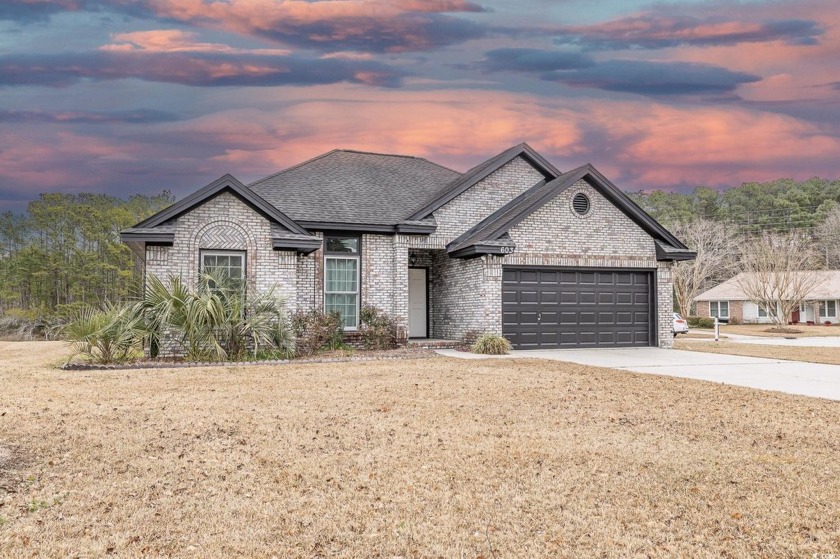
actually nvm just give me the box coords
[435,347,840,401]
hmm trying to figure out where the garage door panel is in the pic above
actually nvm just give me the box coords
[580,292,596,304]
[598,331,616,344]
[616,292,633,304]
[503,268,654,349]
[519,270,539,283]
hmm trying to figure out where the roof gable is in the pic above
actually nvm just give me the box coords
[132,174,309,235]
[448,163,694,259]
[407,143,561,221]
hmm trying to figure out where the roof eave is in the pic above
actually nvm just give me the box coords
[448,243,515,259]
[119,232,175,244]
[655,242,696,262]
[395,222,436,234]
[272,237,322,254]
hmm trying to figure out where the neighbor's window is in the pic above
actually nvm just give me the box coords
[709,301,729,319]
[757,305,767,318]
[325,235,360,329]
[819,300,837,318]
[201,251,245,291]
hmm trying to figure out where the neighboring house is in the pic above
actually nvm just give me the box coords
[121,143,694,350]
[694,271,840,324]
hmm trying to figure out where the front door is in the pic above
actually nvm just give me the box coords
[408,268,428,338]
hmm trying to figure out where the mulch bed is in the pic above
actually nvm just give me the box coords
[61,346,437,371]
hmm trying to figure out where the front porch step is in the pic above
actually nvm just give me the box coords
[407,338,461,349]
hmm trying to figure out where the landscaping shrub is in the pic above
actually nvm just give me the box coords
[141,272,293,361]
[687,316,715,328]
[358,306,398,350]
[290,309,344,356]
[471,333,512,355]
[0,308,60,341]
[61,303,146,364]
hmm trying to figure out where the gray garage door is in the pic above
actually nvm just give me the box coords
[502,268,654,349]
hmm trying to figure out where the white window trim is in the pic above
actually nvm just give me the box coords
[710,300,729,319]
[200,250,246,283]
[324,254,360,330]
[819,299,837,319]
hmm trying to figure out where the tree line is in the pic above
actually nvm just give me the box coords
[0,192,174,320]
[2,176,839,325]
[630,177,840,320]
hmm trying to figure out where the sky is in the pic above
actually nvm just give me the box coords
[1,0,839,212]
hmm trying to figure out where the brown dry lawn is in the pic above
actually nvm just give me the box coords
[1,341,839,558]
[675,339,840,366]
[702,324,840,338]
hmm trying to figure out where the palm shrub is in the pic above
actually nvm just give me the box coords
[141,272,294,361]
[62,303,146,364]
[471,333,512,355]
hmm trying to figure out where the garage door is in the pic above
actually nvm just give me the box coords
[502,268,654,349]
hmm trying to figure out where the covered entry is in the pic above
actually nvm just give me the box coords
[502,267,654,349]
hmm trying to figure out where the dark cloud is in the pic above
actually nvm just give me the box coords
[542,59,761,96]
[0,0,151,22]
[0,108,180,124]
[0,51,405,88]
[0,1,491,53]
[553,15,822,50]
[481,48,594,72]
[251,12,487,53]
[393,0,489,13]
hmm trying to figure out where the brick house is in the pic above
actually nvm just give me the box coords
[694,271,840,325]
[121,143,694,349]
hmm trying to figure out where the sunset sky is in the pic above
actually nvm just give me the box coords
[1,0,839,212]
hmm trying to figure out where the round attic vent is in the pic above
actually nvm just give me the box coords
[572,192,591,216]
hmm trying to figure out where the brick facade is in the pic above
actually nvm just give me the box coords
[697,300,743,325]
[421,178,675,348]
[140,156,679,350]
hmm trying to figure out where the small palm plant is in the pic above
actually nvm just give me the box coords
[141,272,294,361]
[62,303,147,364]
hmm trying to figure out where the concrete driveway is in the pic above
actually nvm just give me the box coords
[436,347,840,401]
[689,334,840,347]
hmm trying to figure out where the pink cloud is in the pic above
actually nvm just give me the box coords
[145,0,488,52]
[100,29,291,55]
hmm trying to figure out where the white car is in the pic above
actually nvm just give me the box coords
[673,313,689,336]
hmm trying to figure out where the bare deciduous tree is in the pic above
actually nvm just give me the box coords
[669,218,738,318]
[736,233,821,328]
[815,204,840,269]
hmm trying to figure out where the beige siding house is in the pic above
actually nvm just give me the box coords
[694,271,840,324]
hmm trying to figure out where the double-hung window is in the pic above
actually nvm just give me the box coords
[709,301,729,319]
[201,251,245,292]
[324,236,360,329]
[819,300,837,319]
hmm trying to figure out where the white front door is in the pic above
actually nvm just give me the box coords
[408,268,427,338]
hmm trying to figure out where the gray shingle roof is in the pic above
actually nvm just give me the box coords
[248,150,460,226]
